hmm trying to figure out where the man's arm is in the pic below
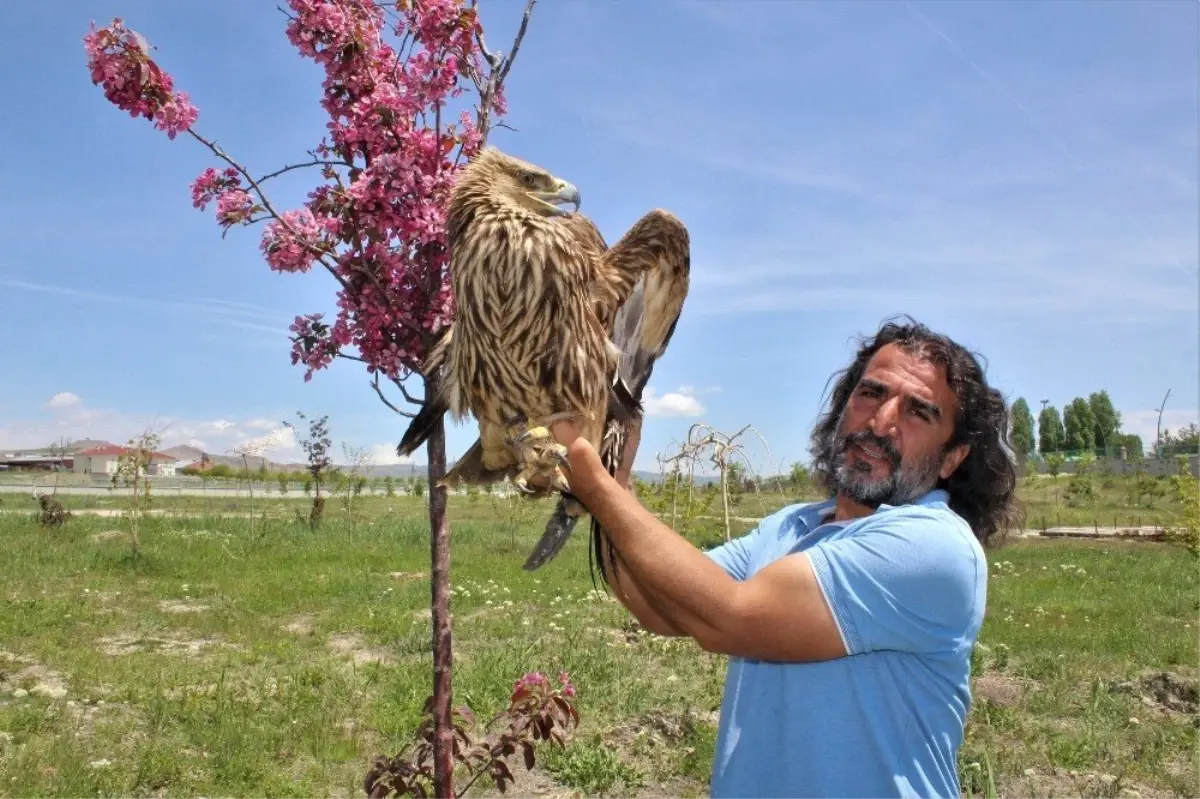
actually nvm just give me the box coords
[560,428,847,662]
[596,536,685,637]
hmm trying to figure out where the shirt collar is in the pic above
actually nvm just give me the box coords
[803,487,950,530]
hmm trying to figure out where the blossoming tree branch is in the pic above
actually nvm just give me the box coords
[83,2,576,796]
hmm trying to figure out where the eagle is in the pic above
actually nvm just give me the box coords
[396,147,690,577]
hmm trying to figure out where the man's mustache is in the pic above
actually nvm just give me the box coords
[838,430,901,469]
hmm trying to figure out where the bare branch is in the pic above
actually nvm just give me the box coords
[391,374,425,407]
[185,129,349,292]
[497,0,537,87]
[372,372,416,418]
[331,350,368,364]
[256,159,347,184]
[470,0,502,67]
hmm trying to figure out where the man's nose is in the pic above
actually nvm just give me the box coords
[870,397,901,438]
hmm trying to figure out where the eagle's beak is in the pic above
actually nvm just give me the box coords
[533,180,581,215]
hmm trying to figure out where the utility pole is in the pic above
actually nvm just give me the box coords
[1154,388,1171,458]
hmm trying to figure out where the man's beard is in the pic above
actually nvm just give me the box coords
[830,424,946,509]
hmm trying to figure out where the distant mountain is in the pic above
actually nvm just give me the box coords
[4,436,722,485]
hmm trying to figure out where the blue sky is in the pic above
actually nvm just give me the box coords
[1,0,1196,474]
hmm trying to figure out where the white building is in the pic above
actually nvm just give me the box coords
[74,445,177,477]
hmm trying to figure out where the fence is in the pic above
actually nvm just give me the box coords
[1027,454,1198,478]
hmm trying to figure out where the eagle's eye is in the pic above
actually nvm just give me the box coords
[519,171,541,188]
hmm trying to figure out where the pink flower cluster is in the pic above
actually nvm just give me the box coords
[512,670,577,701]
[86,0,512,386]
[84,19,197,139]
[191,167,260,229]
[190,167,241,210]
[289,312,338,382]
[262,209,325,274]
[267,0,499,379]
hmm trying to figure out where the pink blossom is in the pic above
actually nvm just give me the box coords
[191,167,241,210]
[558,670,577,697]
[84,19,197,138]
[261,209,324,273]
[85,0,512,382]
[515,672,548,692]
[216,190,254,227]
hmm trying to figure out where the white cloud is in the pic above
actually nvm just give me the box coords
[241,418,280,432]
[643,387,705,418]
[368,443,413,466]
[0,276,290,338]
[678,385,722,396]
[230,426,297,457]
[46,392,81,410]
[1120,408,1199,448]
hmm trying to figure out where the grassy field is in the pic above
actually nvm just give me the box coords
[1,482,1196,798]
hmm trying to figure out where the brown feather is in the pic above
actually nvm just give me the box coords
[395,147,691,578]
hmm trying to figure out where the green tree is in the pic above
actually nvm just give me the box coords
[1087,390,1121,453]
[1010,398,1036,462]
[1038,406,1065,454]
[1063,397,1096,453]
[1117,433,1144,459]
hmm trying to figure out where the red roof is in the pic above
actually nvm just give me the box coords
[76,445,177,461]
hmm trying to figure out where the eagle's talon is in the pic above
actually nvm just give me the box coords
[549,467,572,495]
[514,424,554,446]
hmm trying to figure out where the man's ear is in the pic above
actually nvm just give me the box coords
[940,444,970,479]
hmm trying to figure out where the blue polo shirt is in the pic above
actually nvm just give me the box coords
[704,489,986,798]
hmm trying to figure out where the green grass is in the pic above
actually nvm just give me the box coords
[1,488,1196,798]
[1016,469,1185,530]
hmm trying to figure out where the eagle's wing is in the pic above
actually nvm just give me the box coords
[605,215,691,402]
[521,209,691,573]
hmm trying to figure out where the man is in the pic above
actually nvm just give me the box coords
[548,318,1020,798]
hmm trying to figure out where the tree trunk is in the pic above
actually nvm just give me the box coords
[425,376,454,798]
[720,464,731,541]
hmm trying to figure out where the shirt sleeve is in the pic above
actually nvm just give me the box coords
[805,508,984,656]
[704,528,760,581]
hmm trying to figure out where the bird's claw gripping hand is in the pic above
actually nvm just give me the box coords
[505,419,572,495]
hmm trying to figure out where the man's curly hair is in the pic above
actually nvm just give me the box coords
[809,316,1021,546]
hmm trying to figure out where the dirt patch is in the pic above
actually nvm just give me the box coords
[1110,670,1199,717]
[0,651,69,700]
[327,633,394,666]
[973,673,1034,708]
[281,614,316,636]
[158,600,209,614]
[1014,768,1155,799]
[389,571,426,582]
[96,633,232,657]
[632,707,720,744]
[65,699,140,740]
[470,764,580,798]
[89,529,125,542]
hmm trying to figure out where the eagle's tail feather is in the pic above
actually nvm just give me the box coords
[397,391,448,458]
[522,495,582,571]
[608,377,642,424]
